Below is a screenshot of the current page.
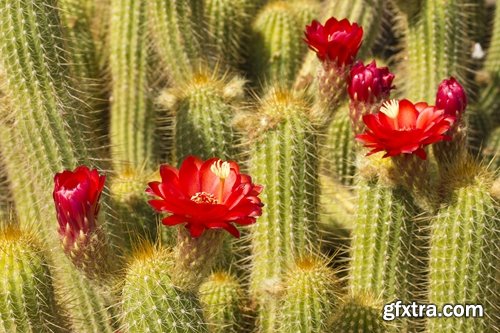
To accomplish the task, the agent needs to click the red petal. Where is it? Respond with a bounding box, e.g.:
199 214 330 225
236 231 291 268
179 156 202 196
162 215 186 226
397 99 419 128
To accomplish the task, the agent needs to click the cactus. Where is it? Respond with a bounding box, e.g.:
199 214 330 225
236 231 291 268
322 104 357 186
397 0 473 102
199 272 244 333
148 0 201 83
251 1 306 87
328 293 389 333
161 71 244 162
242 88 320 331
428 161 499 332
0 0 498 332
110 0 155 172
121 243 208 333
278 256 338 333
348 166 423 331
0 227 70 332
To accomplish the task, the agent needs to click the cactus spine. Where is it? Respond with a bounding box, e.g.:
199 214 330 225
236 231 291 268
0 228 69 332
428 163 499 332
110 0 154 172
199 272 244 333
245 89 320 331
278 257 338 333
121 244 208 333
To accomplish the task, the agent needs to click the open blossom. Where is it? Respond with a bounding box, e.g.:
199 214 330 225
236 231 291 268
356 99 455 159
53 166 106 245
348 60 395 103
435 77 467 120
304 17 363 67
146 156 263 238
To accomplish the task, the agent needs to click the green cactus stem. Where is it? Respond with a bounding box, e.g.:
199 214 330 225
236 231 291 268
110 0 155 172
483 126 500 172
148 0 201 84
242 88 321 331
328 293 389 333
204 0 250 70
251 1 306 87
277 256 338 333
199 272 245 333
348 161 423 330
322 105 357 186
399 0 473 102
58 0 110 155
0 227 70 333
161 71 244 162
428 161 499 332
121 243 208 333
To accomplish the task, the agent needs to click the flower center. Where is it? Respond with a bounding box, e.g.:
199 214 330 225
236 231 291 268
380 99 399 119
191 192 218 204
210 160 231 202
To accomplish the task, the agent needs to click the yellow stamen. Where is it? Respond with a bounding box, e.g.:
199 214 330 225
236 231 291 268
380 99 400 119
211 160 230 202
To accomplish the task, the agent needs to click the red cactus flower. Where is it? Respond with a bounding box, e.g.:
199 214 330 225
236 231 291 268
348 60 395 103
53 166 106 244
356 99 455 159
435 77 467 120
304 17 363 67
146 156 263 238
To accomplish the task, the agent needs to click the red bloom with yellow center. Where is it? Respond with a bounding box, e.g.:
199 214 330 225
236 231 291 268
53 166 105 244
304 17 363 67
356 99 455 159
146 156 263 238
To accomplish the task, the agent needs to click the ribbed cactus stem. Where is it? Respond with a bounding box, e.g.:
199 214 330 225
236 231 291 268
121 244 208 333
148 0 201 83
328 293 388 333
172 228 226 291
322 106 357 186
204 0 249 70
401 0 472 102
251 1 305 87
109 167 161 249
278 256 338 333
199 272 244 333
110 0 154 172
0 0 88 172
349 167 422 329
163 72 244 162
0 228 70 333
245 89 320 331
428 162 499 332
58 0 109 152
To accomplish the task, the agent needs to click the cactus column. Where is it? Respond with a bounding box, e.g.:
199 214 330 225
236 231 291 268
245 88 321 331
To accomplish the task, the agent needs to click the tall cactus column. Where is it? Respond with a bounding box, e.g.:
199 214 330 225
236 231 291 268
397 0 473 102
243 88 321 331
110 0 154 172
428 161 499 333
